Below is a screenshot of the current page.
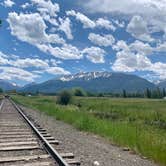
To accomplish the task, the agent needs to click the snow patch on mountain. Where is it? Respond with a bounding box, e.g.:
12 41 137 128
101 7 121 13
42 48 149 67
59 72 113 81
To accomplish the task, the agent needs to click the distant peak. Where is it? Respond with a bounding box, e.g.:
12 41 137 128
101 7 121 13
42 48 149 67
59 71 113 81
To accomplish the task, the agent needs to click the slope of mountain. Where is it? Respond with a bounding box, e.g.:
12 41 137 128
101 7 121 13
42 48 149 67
158 80 166 88
21 72 156 93
0 80 19 91
21 82 36 90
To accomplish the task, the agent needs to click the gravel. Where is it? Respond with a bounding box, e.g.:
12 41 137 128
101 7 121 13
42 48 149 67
21 105 158 166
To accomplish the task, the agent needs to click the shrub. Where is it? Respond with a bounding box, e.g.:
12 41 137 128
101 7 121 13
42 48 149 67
73 88 86 96
0 88 3 93
57 90 72 105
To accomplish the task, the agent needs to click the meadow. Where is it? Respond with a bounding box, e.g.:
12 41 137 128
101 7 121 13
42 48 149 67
12 95 166 165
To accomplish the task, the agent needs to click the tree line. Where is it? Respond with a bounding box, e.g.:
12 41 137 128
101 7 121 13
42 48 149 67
1 87 166 99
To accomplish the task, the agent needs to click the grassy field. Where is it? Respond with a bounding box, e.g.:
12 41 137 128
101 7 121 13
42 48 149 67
12 95 166 165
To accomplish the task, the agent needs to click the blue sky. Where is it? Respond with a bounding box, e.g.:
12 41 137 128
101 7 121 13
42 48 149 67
0 0 166 85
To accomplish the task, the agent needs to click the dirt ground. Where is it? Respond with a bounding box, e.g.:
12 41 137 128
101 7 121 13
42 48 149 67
21 105 158 166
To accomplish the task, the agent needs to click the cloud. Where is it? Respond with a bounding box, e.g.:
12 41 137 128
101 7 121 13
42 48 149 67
4 0 15 7
83 0 166 16
67 10 116 31
83 0 166 38
96 18 116 31
113 40 130 52
10 58 49 69
113 20 125 28
129 40 153 56
50 59 62 66
82 47 106 63
66 10 96 29
112 40 166 79
88 33 115 47
0 51 9 65
31 0 60 17
59 17 73 40
7 12 65 46
113 40 153 56
152 62 166 80
37 44 83 60
46 66 70 75
112 51 152 72
156 42 166 52
0 51 70 81
127 15 153 42
21 2 31 9
0 67 39 82
30 0 60 26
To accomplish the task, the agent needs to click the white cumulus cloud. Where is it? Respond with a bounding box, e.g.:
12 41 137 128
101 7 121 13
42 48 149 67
10 58 49 69
67 10 116 31
82 0 166 38
31 0 60 17
46 66 70 75
127 15 153 42
7 12 65 46
96 18 116 31
112 40 166 79
37 44 83 60
66 10 96 29
0 67 39 82
4 0 15 7
59 17 73 40
82 47 106 63
88 33 115 47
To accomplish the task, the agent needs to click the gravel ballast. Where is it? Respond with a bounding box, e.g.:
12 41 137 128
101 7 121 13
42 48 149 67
21 106 158 166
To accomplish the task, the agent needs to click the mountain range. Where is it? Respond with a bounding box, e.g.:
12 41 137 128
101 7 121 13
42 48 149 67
158 80 166 89
0 80 19 91
20 72 157 93
0 72 165 93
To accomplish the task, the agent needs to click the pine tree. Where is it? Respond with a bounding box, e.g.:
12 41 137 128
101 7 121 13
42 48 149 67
145 88 151 98
0 88 3 93
123 89 127 98
162 88 166 97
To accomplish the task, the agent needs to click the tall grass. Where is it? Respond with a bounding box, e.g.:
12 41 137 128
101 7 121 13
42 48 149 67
13 95 166 165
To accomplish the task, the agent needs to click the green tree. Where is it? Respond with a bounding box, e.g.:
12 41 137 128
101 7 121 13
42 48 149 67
0 88 3 93
73 88 86 96
162 88 166 97
57 90 72 105
97 93 104 97
151 88 162 99
145 88 151 98
0 20 2 26
122 89 127 98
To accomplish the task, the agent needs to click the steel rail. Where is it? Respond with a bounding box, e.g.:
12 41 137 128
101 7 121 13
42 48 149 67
0 98 4 111
9 98 70 166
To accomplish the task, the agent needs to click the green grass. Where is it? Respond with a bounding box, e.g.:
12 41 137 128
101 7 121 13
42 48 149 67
12 95 166 165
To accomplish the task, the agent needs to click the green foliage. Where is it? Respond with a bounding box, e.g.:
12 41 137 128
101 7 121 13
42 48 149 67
145 88 151 98
13 95 166 165
57 90 72 105
163 88 166 97
0 88 3 93
0 19 2 26
97 93 104 97
72 87 86 96
122 89 127 98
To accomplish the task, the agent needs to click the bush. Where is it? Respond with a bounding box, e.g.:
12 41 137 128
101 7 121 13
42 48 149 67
0 88 3 93
73 88 86 96
57 90 72 105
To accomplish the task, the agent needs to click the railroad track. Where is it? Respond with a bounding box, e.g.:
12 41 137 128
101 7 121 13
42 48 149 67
0 98 80 166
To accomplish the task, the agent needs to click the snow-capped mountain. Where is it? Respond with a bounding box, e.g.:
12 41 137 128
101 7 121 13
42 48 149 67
59 72 113 81
20 72 156 93
0 80 19 91
158 80 166 88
